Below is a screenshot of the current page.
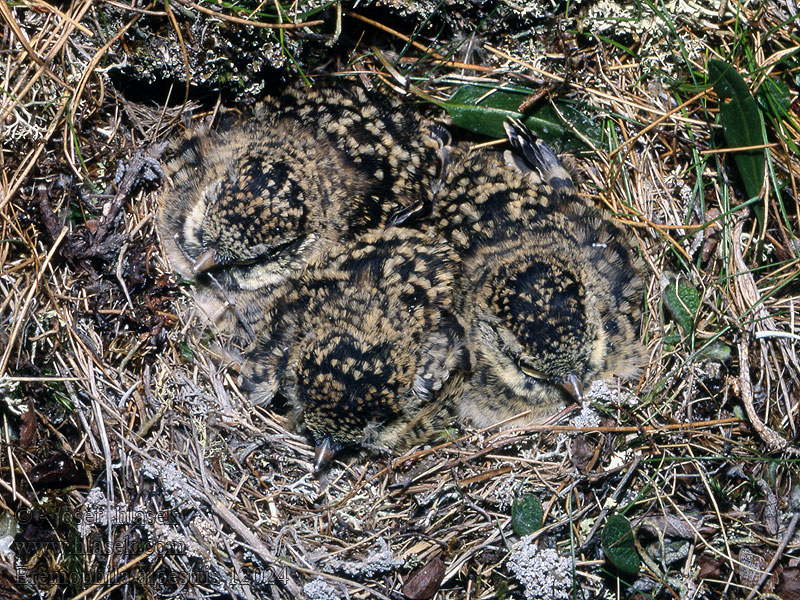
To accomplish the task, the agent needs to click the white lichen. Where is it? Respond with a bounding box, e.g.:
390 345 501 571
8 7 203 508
571 399 602 429
0 511 18 562
303 578 342 600
0 376 24 416
578 0 754 77
581 0 752 37
490 473 526 511
140 460 197 507
499 0 561 19
324 538 403 578
507 537 573 600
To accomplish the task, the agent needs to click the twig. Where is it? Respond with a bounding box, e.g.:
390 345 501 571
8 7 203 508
608 89 710 160
449 466 492 524
737 337 790 452
69 547 157 600
102 143 167 237
346 10 494 72
212 500 304 597
744 512 800 600
579 455 642 552
1 97 70 211
731 218 797 454
0 1 72 88
91 392 116 574
0 227 67 375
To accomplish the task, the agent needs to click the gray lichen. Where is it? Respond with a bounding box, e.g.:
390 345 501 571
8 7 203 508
323 537 403 578
578 0 754 37
572 390 603 429
303 578 342 600
507 537 574 600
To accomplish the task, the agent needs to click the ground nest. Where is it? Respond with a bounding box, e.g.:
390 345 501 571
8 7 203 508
1 1 799 599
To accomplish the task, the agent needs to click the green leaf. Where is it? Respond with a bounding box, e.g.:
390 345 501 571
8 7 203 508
662 332 681 351
602 514 640 574
700 341 732 362
757 77 791 120
492 572 510 600
663 277 700 335
440 85 518 138
436 85 602 151
707 60 766 211
511 495 543 536
178 342 195 363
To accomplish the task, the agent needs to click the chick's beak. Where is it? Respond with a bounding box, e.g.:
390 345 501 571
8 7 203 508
558 373 584 401
313 436 338 473
192 248 218 273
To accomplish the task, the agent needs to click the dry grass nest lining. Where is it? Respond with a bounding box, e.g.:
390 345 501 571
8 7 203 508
1 1 799 598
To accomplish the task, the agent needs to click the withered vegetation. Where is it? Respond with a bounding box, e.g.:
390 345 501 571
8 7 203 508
0 1 798 598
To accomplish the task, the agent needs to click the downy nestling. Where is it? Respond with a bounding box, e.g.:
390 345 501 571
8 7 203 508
432 120 645 427
158 83 451 340
244 227 468 471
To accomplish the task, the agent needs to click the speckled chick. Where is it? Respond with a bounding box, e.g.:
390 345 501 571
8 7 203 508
157 83 450 338
434 121 645 428
244 227 467 471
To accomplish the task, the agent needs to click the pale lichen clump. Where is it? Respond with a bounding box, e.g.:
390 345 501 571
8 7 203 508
304 578 342 600
507 537 574 600
580 0 753 36
0 377 24 415
0 512 18 562
323 538 403 578
571 397 602 429
573 0 756 80
495 0 562 19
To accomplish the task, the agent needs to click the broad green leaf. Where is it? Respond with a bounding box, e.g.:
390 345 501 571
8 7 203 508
700 341 732 362
602 514 640 574
492 573 510 600
437 85 602 151
708 59 751 100
662 332 681 350
440 85 518 138
663 277 700 335
511 495 543 536
707 60 766 214
663 279 730 360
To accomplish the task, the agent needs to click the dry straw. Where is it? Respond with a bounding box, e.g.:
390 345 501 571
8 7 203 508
0 1 798 598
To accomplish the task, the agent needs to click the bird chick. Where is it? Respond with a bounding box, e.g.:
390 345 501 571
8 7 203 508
244 228 467 472
158 115 363 339
459 207 644 428
157 83 450 339
427 143 561 257
434 121 645 428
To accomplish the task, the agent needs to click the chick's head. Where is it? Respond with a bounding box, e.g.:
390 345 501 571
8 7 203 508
479 248 604 404
194 151 311 272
